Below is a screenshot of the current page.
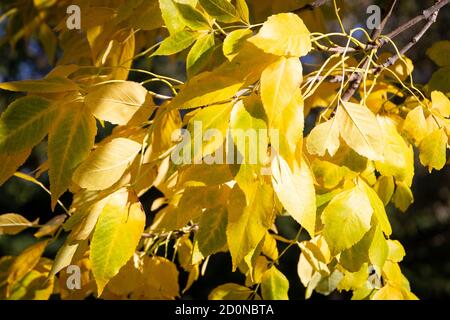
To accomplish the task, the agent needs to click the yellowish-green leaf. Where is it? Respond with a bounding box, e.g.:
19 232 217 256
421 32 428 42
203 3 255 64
174 1 211 30
73 138 142 190
0 213 35 235
375 116 414 186
85 81 149 125
357 178 392 236
188 102 232 162
152 30 199 56
226 183 273 269
199 0 240 23
6 240 48 295
0 149 31 186
187 33 215 77
271 155 316 238
261 266 289 300
337 102 384 161
222 28 252 61
0 77 78 93
248 13 311 57
322 186 373 255
49 103 97 208
427 40 450 67
419 128 447 172
197 206 228 256
90 189 146 295
260 56 303 126
235 0 249 24
0 96 56 153
158 0 196 34
208 283 253 300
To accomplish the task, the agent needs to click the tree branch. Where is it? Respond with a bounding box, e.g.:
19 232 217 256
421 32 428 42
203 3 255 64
293 0 332 14
141 224 199 239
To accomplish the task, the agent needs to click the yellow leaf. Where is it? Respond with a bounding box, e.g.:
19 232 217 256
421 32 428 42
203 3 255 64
271 156 316 238
226 183 273 269
387 240 406 263
249 13 311 57
209 283 253 300
419 128 447 172
0 77 78 93
393 181 414 212
48 102 97 208
431 90 450 118
85 81 150 125
34 214 66 238
321 186 373 255
73 138 142 190
6 240 48 296
222 29 252 61
261 266 289 300
375 116 414 186
0 149 31 186
306 117 341 157
402 106 428 145
197 206 228 256
0 213 36 235
141 256 179 299
337 102 384 161
260 56 303 126
0 96 56 153
90 189 146 295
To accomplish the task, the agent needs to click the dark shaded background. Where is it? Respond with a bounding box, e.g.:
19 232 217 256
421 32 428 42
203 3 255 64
0 0 449 299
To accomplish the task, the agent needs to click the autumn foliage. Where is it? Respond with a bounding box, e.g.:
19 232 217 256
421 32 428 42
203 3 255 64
0 0 449 300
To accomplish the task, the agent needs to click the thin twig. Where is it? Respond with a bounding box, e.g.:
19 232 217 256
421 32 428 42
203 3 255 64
142 224 199 239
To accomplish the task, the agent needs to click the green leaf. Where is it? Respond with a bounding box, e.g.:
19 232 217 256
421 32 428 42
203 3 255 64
174 1 211 30
197 206 228 256
85 81 150 125
248 13 311 57
0 213 35 235
419 128 447 172
90 189 146 295
0 96 56 153
48 102 97 209
73 138 142 190
261 266 289 300
271 156 316 238
152 30 199 56
322 186 373 255
187 33 216 77
198 0 240 23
